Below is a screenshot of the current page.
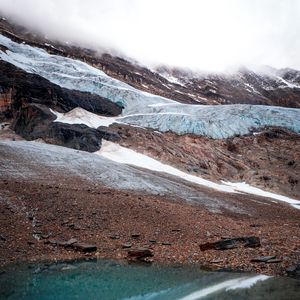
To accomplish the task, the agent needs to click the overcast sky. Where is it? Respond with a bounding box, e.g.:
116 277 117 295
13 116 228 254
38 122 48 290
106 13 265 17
0 0 299 72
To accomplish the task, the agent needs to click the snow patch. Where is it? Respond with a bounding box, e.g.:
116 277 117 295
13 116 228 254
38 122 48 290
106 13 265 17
276 76 300 89
223 182 300 209
159 72 186 86
97 141 300 208
51 108 117 128
97 140 237 193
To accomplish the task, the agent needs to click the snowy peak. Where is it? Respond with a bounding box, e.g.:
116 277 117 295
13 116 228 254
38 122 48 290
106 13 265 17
155 65 300 107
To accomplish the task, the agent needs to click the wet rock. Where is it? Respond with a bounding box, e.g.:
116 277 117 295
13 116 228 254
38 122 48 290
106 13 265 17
64 238 78 247
72 242 97 253
286 264 300 279
131 233 141 239
266 258 282 263
162 242 172 246
251 256 276 263
47 122 105 152
128 247 153 259
200 236 260 251
287 160 295 166
27 213 34 221
46 238 77 247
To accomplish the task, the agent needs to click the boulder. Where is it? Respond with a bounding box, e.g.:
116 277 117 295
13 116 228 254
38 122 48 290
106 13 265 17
128 247 153 259
72 242 97 253
251 256 276 263
200 236 260 251
286 264 300 279
122 243 132 249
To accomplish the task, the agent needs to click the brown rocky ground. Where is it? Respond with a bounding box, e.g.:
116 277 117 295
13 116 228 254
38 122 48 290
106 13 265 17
1 176 300 277
110 124 300 198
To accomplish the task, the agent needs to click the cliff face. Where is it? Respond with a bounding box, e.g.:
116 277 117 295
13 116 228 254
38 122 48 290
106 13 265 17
0 60 122 119
0 87 12 119
0 60 122 151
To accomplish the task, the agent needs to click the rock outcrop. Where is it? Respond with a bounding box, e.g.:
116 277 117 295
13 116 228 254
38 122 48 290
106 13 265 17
0 60 122 122
0 60 122 151
11 103 119 152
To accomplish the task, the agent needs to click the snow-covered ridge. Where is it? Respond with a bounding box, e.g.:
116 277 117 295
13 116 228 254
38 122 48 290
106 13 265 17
1 34 300 139
98 141 300 209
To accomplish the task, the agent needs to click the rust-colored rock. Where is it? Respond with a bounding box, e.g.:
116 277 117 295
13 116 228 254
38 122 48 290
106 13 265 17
72 243 97 253
127 248 153 259
200 236 260 251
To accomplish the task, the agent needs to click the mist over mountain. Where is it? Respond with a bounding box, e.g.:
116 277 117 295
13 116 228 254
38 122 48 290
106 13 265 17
0 0 300 72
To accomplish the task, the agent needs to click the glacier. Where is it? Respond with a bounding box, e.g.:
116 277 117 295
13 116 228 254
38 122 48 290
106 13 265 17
0 34 300 139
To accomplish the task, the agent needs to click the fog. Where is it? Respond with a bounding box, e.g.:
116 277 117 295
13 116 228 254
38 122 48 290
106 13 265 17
0 0 299 72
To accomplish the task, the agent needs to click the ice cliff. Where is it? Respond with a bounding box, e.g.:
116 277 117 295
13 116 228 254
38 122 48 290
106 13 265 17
1 34 299 139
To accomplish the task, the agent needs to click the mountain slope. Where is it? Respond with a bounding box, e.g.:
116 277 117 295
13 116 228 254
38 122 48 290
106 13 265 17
1 33 299 140
0 17 300 108
1 16 300 277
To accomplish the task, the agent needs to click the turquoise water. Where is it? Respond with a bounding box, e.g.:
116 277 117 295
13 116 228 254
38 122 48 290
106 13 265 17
0 260 300 300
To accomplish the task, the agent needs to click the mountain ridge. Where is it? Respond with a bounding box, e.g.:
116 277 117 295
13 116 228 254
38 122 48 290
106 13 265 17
0 16 299 108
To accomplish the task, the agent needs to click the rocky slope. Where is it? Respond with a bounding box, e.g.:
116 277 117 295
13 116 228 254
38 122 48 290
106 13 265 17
1 140 300 277
0 15 300 277
110 124 300 199
156 65 300 107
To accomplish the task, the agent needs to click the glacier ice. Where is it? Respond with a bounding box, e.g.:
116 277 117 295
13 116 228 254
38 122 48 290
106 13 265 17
0 140 245 213
0 33 300 139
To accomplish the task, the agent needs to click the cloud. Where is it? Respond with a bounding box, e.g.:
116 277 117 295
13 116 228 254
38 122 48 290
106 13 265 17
0 0 299 71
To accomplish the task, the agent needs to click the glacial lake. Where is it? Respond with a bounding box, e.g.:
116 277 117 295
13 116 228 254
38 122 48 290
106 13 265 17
0 260 300 300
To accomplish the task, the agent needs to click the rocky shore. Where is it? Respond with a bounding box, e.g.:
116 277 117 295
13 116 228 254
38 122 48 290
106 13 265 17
1 177 300 278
